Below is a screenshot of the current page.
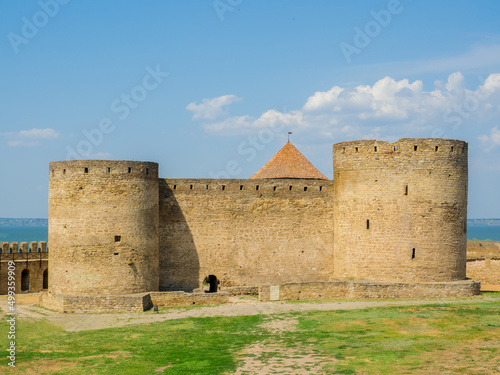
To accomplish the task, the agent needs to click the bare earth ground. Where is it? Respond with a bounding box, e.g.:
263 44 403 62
1 295 500 332
2 294 499 374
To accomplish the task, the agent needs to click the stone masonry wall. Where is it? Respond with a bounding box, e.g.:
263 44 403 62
159 178 334 291
467 240 500 285
0 241 48 294
49 160 159 296
259 279 480 301
333 139 468 282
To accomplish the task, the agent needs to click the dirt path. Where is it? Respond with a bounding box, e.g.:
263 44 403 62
1 294 499 332
231 316 331 375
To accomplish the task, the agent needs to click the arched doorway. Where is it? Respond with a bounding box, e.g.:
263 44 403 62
43 269 48 289
208 275 218 293
21 269 30 292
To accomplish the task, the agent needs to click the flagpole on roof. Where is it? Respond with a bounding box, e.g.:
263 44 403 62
288 131 292 143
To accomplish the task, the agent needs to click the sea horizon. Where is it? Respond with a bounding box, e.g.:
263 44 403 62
1 217 500 243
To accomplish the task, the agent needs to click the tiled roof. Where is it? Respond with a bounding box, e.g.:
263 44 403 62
250 142 328 180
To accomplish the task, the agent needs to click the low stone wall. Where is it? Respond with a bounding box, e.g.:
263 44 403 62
259 279 481 302
467 259 500 287
466 241 500 287
221 286 258 296
40 292 152 313
150 291 229 306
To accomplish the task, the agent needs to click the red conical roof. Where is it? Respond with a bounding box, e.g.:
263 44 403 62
250 142 328 180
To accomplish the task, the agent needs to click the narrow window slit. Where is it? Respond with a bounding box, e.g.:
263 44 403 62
412 248 416 259
414 145 418 151
404 184 408 196
256 185 259 191
304 187 308 191
222 185 225 191
128 167 132 173
84 167 88 174
190 184 193 190
240 185 243 190
435 146 439 152
374 146 378 152
366 219 370 229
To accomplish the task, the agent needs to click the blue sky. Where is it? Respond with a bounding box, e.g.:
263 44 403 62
1 0 500 218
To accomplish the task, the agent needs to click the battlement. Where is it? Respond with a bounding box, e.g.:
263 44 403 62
0 241 47 254
49 160 159 180
160 178 332 198
333 138 468 170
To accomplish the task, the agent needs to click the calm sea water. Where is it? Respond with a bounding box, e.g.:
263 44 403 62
467 225 500 241
0 226 48 243
0 223 499 243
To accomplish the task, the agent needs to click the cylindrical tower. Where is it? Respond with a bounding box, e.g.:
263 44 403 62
49 160 159 295
333 138 467 282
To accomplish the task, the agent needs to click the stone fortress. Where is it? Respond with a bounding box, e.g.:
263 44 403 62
4 138 497 312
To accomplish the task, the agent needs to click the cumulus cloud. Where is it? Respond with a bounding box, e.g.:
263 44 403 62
186 94 242 120
3 127 60 147
204 110 304 134
479 126 500 150
191 73 500 141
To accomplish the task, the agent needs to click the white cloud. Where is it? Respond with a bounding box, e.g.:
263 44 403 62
186 94 241 120
479 127 500 150
3 127 60 147
7 140 39 147
197 73 500 141
204 110 304 134
18 128 59 139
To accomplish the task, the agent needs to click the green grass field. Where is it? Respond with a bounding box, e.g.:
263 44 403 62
1 295 499 374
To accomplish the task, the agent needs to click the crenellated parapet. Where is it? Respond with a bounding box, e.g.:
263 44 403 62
0 241 48 294
0 241 48 254
333 138 467 170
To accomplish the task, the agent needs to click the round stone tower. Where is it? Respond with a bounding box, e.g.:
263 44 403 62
333 138 468 282
48 160 159 295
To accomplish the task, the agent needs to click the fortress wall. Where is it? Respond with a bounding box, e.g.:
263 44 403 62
466 240 500 285
333 139 468 282
0 241 48 294
159 178 334 291
259 279 480 301
48 160 159 296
